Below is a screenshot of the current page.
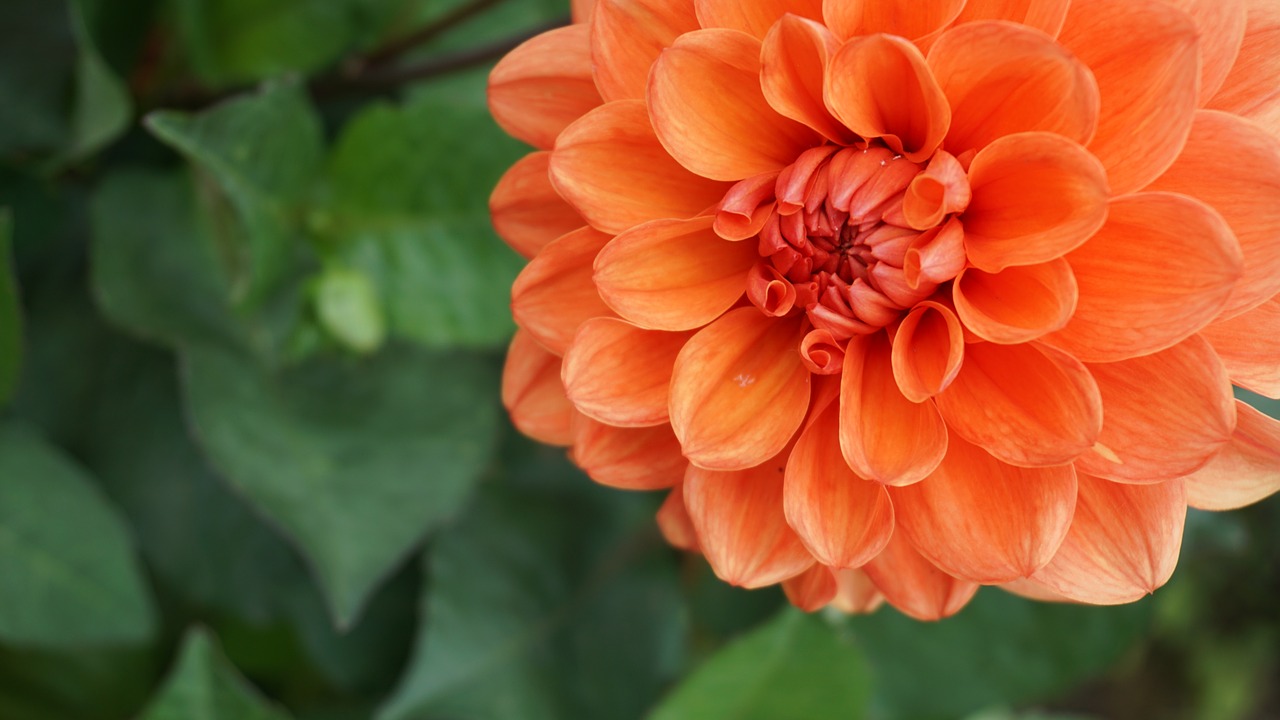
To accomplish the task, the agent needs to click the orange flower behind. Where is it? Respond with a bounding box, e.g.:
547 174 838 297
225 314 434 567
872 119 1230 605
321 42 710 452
490 0 1280 620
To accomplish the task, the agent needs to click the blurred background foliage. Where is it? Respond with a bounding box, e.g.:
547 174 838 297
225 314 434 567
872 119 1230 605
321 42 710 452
0 0 1276 718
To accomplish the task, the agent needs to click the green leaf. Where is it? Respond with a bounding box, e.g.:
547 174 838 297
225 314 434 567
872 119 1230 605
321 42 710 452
322 74 526 350
170 0 399 86
82 338 307 622
0 210 20 407
847 589 1152 720
0 422 156 647
180 342 500 626
377 462 685 720
650 609 872 720
146 82 323 310
137 628 293 720
0 0 76 158
0 643 159 720
91 169 244 350
50 0 132 167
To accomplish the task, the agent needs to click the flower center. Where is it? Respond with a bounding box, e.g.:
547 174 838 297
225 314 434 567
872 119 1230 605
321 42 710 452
741 143 968 341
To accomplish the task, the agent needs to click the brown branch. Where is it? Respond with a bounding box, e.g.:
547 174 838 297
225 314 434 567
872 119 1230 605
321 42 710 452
343 0 510 75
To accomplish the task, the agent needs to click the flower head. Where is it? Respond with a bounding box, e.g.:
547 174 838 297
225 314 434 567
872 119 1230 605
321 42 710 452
491 0 1280 619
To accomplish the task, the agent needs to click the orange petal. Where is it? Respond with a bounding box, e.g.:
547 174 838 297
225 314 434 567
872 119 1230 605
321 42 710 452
489 24 602 149
696 0 825 38
800 328 846 375
783 564 839 612
784 402 895 569
891 301 964 401
593 217 756 331
892 432 1078 583
831 568 885 614
1031 474 1186 604
1182 400 1280 510
902 150 970 230
999 577 1075 603
1077 336 1235 483
1200 296 1280 397
824 34 950 163
953 259 1078 344
1161 0 1248 103
1207 0 1280 137
1058 0 1199 194
590 0 700 102
936 341 1103 467
949 0 1071 37
840 331 948 485
502 329 576 446
862 531 979 621
823 0 966 41
1147 110 1280 319
715 173 779 241
903 217 965 288
927 21 1100 155
490 152 584 259
961 132 1109 273
561 317 688 426
657 484 700 551
511 227 615 354
760 15 854 143
684 454 816 588
573 0 597 23
1048 192 1244 363
670 310 811 470
550 100 730 235
649 29 821 181
572 417 687 490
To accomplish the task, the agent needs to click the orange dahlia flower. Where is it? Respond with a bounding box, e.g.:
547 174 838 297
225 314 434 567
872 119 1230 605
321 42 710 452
491 0 1280 620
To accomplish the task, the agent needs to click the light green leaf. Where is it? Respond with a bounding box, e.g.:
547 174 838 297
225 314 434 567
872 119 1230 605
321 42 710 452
322 73 527 350
0 210 20 406
649 609 872 720
0 422 156 647
181 342 500 626
847 589 1151 720
314 266 386 354
137 628 293 720
146 82 323 309
378 463 685 720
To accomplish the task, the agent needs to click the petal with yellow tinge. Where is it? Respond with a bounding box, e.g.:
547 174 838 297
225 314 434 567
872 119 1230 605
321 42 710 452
1200 296 1280 398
